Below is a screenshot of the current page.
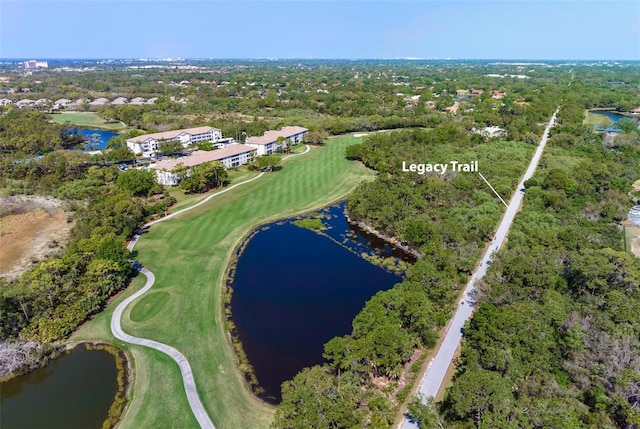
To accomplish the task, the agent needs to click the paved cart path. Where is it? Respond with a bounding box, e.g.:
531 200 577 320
112 146 310 428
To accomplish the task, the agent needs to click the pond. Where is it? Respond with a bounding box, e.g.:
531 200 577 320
229 201 408 403
1 344 119 429
68 128 119 150
591 110 639 132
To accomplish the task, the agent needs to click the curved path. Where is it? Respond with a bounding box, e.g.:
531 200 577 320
114 146 311 428
400 110 559 428
111 269 215 429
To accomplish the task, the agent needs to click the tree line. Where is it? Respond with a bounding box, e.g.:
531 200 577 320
432 93 640 428
0 110 176 378
273 121 542 427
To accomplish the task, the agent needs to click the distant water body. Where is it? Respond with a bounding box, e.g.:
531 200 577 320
591 110 639 132
70 128 119 150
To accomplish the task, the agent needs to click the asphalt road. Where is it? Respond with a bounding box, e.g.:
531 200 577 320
400 109 559 428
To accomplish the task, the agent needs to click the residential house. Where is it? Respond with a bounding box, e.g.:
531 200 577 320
445 101 460 113
111 97 128 105
67 98 87 108
126 126 223 157
130 97 146 105
474 126 507 139
89 97 110 106
151 144 257 185
245 126 308 156
15 99 35 108
54 99 72 108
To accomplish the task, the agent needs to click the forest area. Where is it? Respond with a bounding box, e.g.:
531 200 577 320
432 91 640 428
272 71 640 427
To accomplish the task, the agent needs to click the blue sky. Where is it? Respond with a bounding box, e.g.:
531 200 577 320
1 1 638 60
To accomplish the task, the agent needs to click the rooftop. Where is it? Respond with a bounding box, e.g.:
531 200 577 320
128 126 220 143
245 126 308 145
151 144 256 171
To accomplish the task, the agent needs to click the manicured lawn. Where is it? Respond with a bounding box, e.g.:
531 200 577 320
130 292 171 323
72 135 374 429
49 112 127 130
166 167 260 214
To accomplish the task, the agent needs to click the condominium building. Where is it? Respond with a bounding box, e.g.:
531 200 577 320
24 60 48 69
245 126 308 156
126 126 223 157
150 144 257 185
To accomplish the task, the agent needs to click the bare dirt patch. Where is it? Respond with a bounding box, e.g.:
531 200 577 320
624 222 640 259
0 196 73 279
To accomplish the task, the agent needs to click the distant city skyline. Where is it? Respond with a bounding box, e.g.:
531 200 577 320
1 1 639 60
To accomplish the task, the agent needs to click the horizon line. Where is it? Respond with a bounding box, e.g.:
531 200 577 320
2 57 639 62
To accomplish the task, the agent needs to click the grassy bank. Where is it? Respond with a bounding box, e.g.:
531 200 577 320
49 112 126 130
72 135 374 428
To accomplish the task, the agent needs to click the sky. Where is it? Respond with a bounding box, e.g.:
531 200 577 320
1 0 639 60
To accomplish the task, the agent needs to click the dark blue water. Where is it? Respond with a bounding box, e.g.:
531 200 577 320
230 202 403 403
0 344 118 429
591 110 639 132
69 128 119 150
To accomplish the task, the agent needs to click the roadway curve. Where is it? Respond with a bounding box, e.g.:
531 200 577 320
400 110 559 428
113 146 310 428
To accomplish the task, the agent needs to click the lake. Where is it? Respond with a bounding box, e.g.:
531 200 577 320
69 128 119 150
591 110 639 132
229 202 405 403
0 344 119 429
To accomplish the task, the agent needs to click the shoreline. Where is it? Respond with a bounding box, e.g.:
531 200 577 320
222 199 418 405
343 209 424 260
589 108 638 118
221 197 360 406
1 341 130 429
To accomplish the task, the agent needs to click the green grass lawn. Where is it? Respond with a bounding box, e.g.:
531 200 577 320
71 135 374 429
49 112 127 130
166 167 260 214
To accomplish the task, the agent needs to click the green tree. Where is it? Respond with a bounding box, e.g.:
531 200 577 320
617 118 638 134
407 396 442 429
158 140 183 155
303 130 329 145
105 146 135 162
195 141 216 151
443 368 514 424
180 161 227 193
254 155 281 171
115 168 157 197
272 366 363 429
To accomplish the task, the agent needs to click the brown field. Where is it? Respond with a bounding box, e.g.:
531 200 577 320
0 196 73 279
